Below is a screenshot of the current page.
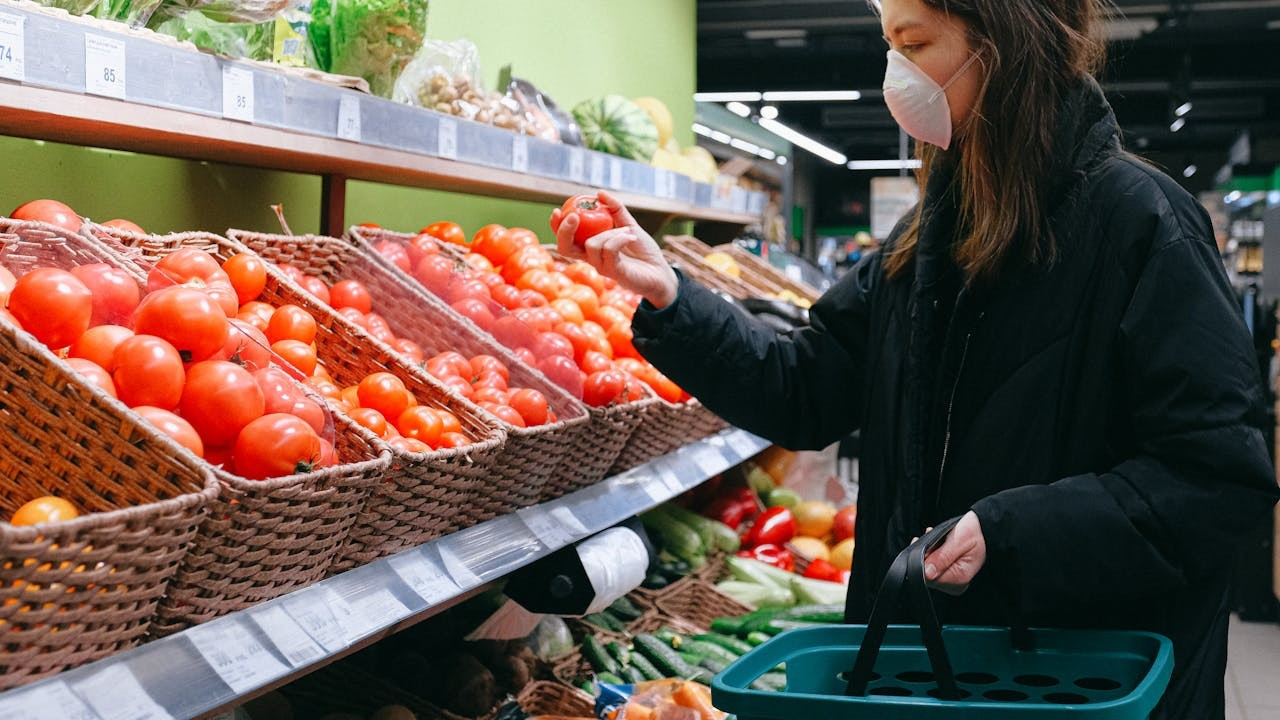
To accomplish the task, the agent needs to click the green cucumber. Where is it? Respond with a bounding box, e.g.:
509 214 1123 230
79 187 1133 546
629 651 663 681
585 612 626 632
609 596 644 621
663 505 741 553
634 634 711 683
597 671 626 685
745 632 772 646
692 634 753 655
680 640 739 664
583 635 621 675
710 616 745 635
697 657 728 675
778 604 844 623
655 628 683 648
680 651 701 665
763 619 823 635
578 680 597 694
642 510 706 568
623 665 647 684
606 641 631 668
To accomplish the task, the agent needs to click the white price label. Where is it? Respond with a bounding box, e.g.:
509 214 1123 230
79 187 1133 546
727 431 759 458
336 588 408 642
589 155 605 187
84 34 126 99
437 118 458 160
609 159 623 190
658 466 685 495
283 590 348 653
655 169 677 199
337 94 361 141
693 446 724 476
189 619 289 693
221 66 254 122
568 148 586 183
0 13 25 82
71 665 170 720
438 541 483 588
0 681 97 720
251 604 325 668
511 135 529 173
643 475 670 503
518 505 584 548
733 191 749 214
389 550 459 605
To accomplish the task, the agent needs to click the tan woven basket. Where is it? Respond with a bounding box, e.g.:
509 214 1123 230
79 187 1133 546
611 398 728 475
714 243 822 303
0 220 221 688
518 680 596 717
628 611 706 637
85 227 394 632
655 579 755 631
663 247 753 300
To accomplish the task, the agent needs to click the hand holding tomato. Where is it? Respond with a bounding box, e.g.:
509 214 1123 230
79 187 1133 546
550 195 613 246
551 191 678 309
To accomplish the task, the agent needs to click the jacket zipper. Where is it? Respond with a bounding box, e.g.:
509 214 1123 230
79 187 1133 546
936 323 976 507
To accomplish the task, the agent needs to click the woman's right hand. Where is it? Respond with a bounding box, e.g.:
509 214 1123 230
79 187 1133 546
552 191 680 309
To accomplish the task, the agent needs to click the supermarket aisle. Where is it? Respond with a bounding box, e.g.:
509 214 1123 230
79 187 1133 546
1227 615 1280 720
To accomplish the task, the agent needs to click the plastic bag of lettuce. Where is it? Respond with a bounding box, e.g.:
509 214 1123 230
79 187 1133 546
322 0 428 97
149 8 274 61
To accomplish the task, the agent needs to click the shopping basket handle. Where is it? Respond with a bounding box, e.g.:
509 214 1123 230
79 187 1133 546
843 516 963 699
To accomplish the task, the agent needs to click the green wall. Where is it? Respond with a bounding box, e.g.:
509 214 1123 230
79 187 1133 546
0 0 696 238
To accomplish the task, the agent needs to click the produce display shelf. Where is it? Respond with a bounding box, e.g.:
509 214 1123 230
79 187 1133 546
0 2 766 235
0 428 768 720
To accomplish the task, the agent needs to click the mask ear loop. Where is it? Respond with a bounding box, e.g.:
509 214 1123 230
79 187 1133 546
928 51 983 104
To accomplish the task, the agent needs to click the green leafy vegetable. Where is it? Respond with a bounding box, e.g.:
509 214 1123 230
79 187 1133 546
329 0 428 97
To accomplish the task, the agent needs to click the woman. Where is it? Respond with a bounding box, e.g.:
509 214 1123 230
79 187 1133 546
554 0 1277 716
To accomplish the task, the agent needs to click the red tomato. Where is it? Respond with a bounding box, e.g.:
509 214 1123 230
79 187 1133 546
388 436 431 454
181 360 266 447
329 280 372 314
271 339 317 377
472 387 509 405
583 369 629 407
68 264 141 326
358 372 410 420
347 406 389 438
564 261 607 295
490 283 523 310
472 370 508 392
429 351 472 378
413 254 455 297
69 324 133 372
490 315 540 354
549 298 585 325
206 285 239 318
551 195 613 246
537 354 584 400
113 334 185 408
134 286 228 362
376 241 412 272
217 319 272 369
287 396 326 434
317 437 339 467
554 322 594 364
441 375 474 399
10 199 81 233
364 313 395 343
538 331 575 360
465 254 496 276
356 222 382 230
480 402 526 428
65 357 117 398
594 305 630 332
501 247 553 285
391 338 424 365
222 254 267 305
561 284 601 322
470 224 509 262
204 445 234 468
306 378 343 403
267 305 318 345
237 301 275 331
508 388 549 426
580 350 613 375
148 248 230 293
406 235 441 266
134 405 203 458
437 432 471 448
396 406 443 447
451 298 496 331
422 222 467 247
515 269 558 301
514 347 537 366
276 263 306 284
469 355 509 383
0 265 14 307
299 276 331 305
446 277 492 305
517 289 549 308
8 268 93 349
607 323 641 360
624 374 648 403
648 371 684 403
254 367 301 413
102 218 145 234
233 413 322 479
436 410 462 436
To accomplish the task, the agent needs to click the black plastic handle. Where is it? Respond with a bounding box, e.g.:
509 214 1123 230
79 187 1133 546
844 516 963 699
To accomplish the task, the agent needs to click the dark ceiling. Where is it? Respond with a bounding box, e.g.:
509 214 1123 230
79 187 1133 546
697 0 1280 192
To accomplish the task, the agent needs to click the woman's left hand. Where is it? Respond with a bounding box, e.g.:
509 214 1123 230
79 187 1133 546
923 511 987 595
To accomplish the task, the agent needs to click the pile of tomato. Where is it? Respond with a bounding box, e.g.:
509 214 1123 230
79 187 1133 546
367 222 690 409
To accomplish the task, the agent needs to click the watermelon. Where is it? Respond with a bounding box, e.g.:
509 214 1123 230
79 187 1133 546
572 96 660 162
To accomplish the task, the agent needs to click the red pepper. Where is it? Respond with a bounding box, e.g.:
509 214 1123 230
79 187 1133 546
744 506 796 547
703 497 749 530
737 543 795 572
802 558 844 583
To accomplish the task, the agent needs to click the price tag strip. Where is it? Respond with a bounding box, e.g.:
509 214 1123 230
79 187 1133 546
643 472 672 503
568 148 586 183
221 66 254 122
84 33 126 99
511 135 529 173
251 604 325 668
609 159 623 190
282 589 348 653
71 664 171 720
0 12 25 82
437 540 483 589
389 549 460 605
518 505 588 549
188 619 290 694
692 445 725 476
658 466 685 495
437 118 458 160
336 94 361 141
334 588 409 643
727 431 760 458
0 681 97 720
589 155 605 187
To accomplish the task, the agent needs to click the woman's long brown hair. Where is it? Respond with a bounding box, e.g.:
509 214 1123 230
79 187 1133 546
882 0 1109 283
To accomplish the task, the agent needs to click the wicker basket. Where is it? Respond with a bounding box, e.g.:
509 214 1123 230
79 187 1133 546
662 247 753 300
713 243 822 303
611 398 727 475
655 579 754 632
0 220 222 688
518 680 596 717
628 611 706 637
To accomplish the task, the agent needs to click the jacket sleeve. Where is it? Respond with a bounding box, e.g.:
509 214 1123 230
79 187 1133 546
972 229 1279 615
630 251 880 450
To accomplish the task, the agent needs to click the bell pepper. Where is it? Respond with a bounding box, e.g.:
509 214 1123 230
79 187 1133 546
737 543 795 572
802 558 844 583
744 506 796 548
703 496 749 530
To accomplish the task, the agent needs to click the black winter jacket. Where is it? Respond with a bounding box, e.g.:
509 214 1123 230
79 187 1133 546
631 78 1278 719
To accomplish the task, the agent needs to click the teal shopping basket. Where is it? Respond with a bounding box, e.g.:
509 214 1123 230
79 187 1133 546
711 517 1174 719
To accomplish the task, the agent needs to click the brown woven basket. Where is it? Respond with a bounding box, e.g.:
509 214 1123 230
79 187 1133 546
84 227 394 632
518 680 596 716
714 243 822 303
0 220 221 688
662 247 753 300
627 611 706 637
655 579 755 631
611 398 727 475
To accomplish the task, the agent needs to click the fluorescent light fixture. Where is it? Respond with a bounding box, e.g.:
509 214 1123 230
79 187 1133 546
846 159 923 170
1169 117 1186 132
1225 191 1242 203
694 122 781 161
693 92 762 103
711 130 732 143
760 105 779 119
1183 164 1197 178
761 90 862 102
777 156 789 166
729 137 761 154
692 123 711 136
744 29 807 40
758 148 776 160
726 101 752 118
1175 102 1192 117
759 117 846 165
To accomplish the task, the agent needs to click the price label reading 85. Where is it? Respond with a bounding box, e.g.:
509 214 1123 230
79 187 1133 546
84 34 126 99
221 66 255 123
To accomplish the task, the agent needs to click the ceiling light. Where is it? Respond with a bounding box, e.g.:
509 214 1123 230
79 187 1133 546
744 29 807 40
692 123 711 136
693 92 763 103
1183 165 1197 178
757 148 776 160
761 90 862 102
1175 102 1192 117
758 117 847 165
729 137 761 154
1169 117 1186 132
846 159 923 170
726 102 752 118
1225 191 1242 203
760 105 779 120
777 156 788 165
711 130 732 143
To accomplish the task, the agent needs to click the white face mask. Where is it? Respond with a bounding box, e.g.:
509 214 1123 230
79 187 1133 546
882 49 981 150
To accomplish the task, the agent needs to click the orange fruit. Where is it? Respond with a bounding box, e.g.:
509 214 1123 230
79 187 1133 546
793 500 836 538
11 497 78 525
